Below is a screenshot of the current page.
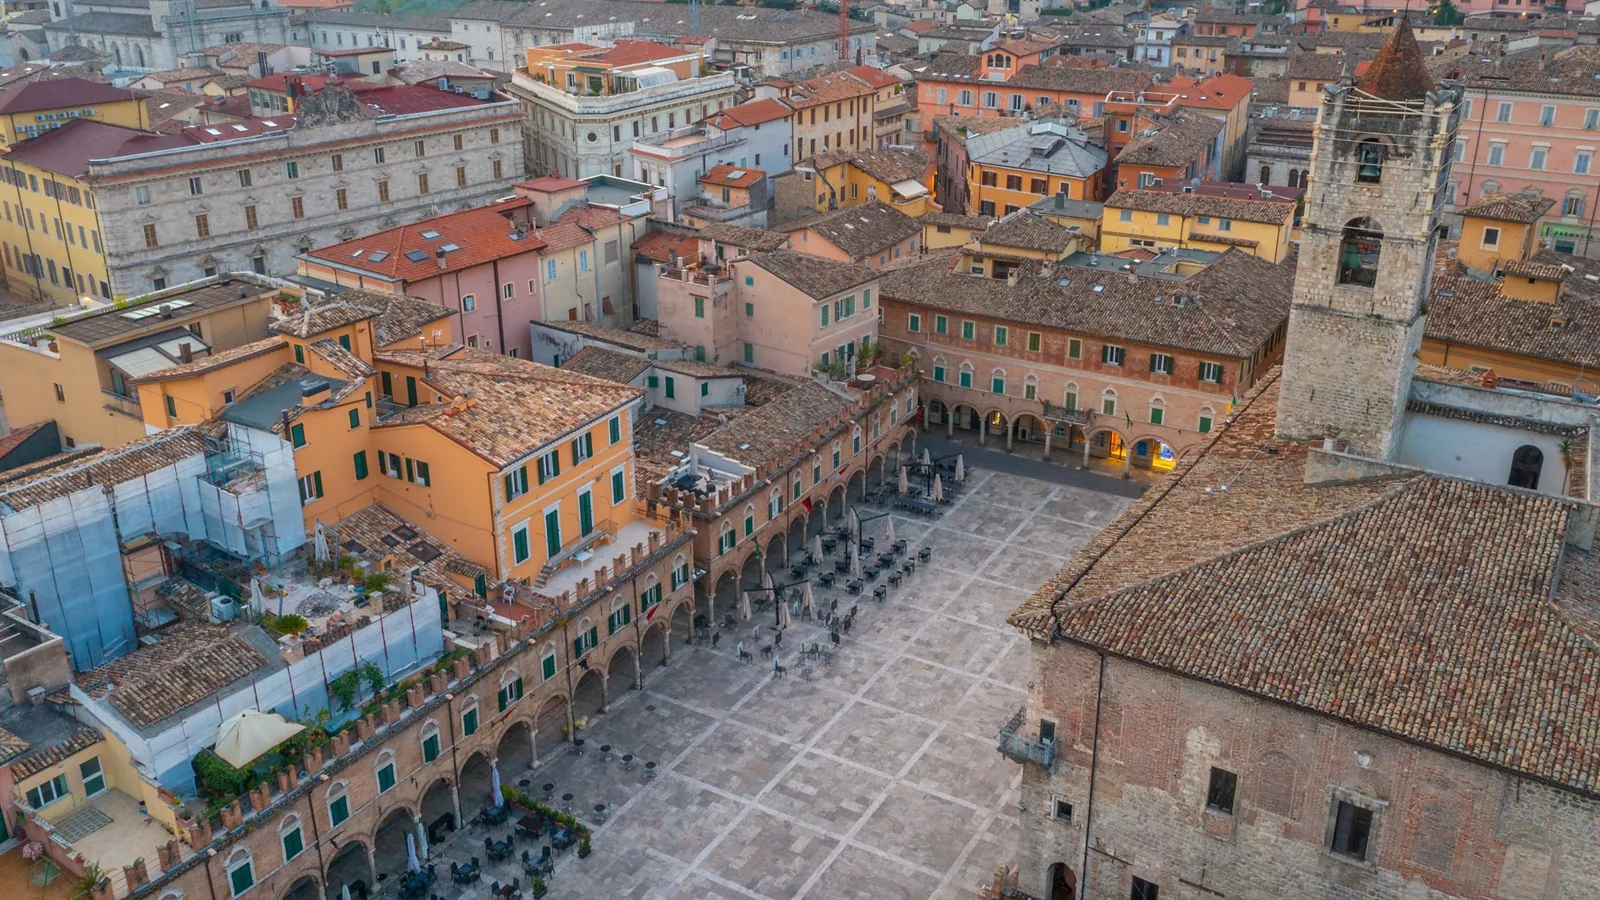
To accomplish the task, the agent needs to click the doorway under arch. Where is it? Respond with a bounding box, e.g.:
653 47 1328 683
1046 862 1076 900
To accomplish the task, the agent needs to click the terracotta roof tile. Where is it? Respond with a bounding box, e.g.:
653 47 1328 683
1459 191 1556 224
559 346 650 384
703 97 793 129
0 426 215 511
302 198 543 283
1354 17 1435 101
631 230 699 264
783 200 919 260
698 163 765 189
132 336 287 383
1426 252 1600 369
9 724 101 778
76 621 269 729
1014 371 1600 797
1106 187 1296 225
743 250 876 300
269 290 454 346
332 502 481 589
1116 111 1224 169
694 222 789 251
978 211 1080 254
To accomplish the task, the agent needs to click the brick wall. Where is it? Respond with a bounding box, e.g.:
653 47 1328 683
1014 640 1600 900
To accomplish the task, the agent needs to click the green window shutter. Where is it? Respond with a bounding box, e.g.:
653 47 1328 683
353 451 368 480
329 795 349 825
666 377 675 399
933 365 945 382
542 653 556 680
503 473 514 501
1198 416 1212 434
230 862 254 896
294 344 305 364
574 636 584 657
381 371 392 396
647 375 658 388
290 423 306 447
992 378 1004 394
312 471 322 498
349 408 360 428
1068 339 1081 359
282 826 304 861
405 458 414 483
474 574 487 598
694 296 704 317
377 764 396 792
608 417 620 444
417 461 430 486
365 391 372 409
339 334 351 351
513 528 530 564
744 343 753 363
995 326 1007 346
165 395 176 418
701 382 709 397
611 470 625 504
587 626 598 648
462 708 478 736
744 514 753 536
422 734 439 763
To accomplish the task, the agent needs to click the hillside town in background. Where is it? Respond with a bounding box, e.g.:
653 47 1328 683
0 0 1591 898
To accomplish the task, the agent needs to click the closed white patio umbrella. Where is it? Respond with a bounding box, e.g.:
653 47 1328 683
801 581 814 616
778 599 792 630
932 474 945 504
885 516 895 545
921 447 931 467
491 759 504 808
739 591 752 621
898 466 909 495
406 832 420 873
955 455 966 483
313 521 330 564
810 534 823 561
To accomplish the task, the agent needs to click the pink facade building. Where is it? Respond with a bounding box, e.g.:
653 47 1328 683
1444 53 1600 258
295 198 549 357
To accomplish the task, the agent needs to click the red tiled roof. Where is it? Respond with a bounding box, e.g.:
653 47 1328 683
247 72 334 92
705 97 793 129
533 221 592 253
345 82 489 115
182 115 294 142
848 65 900 89
303 197 543 283
785 71 875 108
632 230 699 264
906 20 935 34
1355 17 1435 101
566 40 688 67
1160 72 1255 110
0 77 142 114
0 119 193 178
554 204 628 229
698 163 764 188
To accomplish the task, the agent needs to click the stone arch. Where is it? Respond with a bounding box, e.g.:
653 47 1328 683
1509 444 1544 490
1127 434 1177 472
766 529 786 569
1013 412 1046 444
1022 372 1040 401
1352 136 1387 183
711 567 738 626
497 718 534 782
739 547 764 590
534 693 568 751
609 641 639 692
457 751 494 818
981 407 1009 437
282 874 320 900
573 667 606 722
640 619 668 671
846 467 866 503
1084 425 1128 463
418 777 455 845
670 599 693 648
786 508 808 561
323 838 371 900
1338 217 1383 287
372 803 419 882
950 402 980 432
826 484 846 523
1045 862 1076 900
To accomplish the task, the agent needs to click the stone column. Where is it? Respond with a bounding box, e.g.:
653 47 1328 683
365 844 378 888
632 648 642 690
663 622 674 665
946 414 953 437
564 697 575 740
1006 423 1014 451
1043 430 1052 460
598 674 610 714
1122 448 1132 478
1081 429 1091 467
979 418 987 446
450 782 462 827
528 724 538 768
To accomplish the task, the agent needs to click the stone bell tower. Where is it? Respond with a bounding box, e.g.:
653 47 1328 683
1276 19 1460 460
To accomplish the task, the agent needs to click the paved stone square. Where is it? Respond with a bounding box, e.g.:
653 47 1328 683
422 464 1134 900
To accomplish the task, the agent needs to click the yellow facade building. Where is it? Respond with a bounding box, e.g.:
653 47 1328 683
135 290 654 592
0 276 284 450
1453 192 1555 274
785 147 936 220
1100 186 1298 263
0 77 150 149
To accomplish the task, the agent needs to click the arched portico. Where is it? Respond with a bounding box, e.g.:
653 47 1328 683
846 469 866 503
283 874 320 900
418 777 456 846
711 569 738 625
1128 434 1178 474
572 667 606 722
457 752 494 819
670 602 693 649
610 642 640 692
497 719 534 780
323 839 372 900
640 620 668 671
534 694 568 753
372 805 419 882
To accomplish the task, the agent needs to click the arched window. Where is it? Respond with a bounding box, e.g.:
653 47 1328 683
1149 396 1166 426
279 814 304 862
851 427 862 455
831 440 842 468
540 643 557 680
135 45 145 68
326 780 350 827
1259 165 1270 185
717 520 735 554
768 488 781 519
1063 382 1079 413
958 361 973 388
1480 180 1499 197
811 454 822 485
1198 405 1216 434
1338 217 1383 287
990 367 1006 395
497 667 524 710
671 553 690 590
607 592 631 633
1023 374 1039 401
1508 445 1543 489
374 749 397 793
420 721 441 762
225 848 255 897
1354 139 1385 183
743 503 756 537
640 572 663 614
460 694 480 736
1100 388 1118 417
574 617 597 656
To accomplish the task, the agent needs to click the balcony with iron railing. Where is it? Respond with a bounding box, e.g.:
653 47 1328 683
997 706 1057 769
657 262 733 289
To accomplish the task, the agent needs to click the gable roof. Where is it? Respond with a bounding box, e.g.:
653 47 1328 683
1011 371 1600 799
1116 112 1223 169
1106 187 1296 225
1459 191 1556 224
743 250 876 300
269 290 454 345
784 200 920 259
0 119 194 178
0 76 139 114
704 97 792 129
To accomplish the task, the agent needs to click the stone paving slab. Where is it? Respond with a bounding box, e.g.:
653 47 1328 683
414 462 1134 899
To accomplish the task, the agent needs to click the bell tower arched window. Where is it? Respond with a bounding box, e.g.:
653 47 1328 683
1355 139 1386 183
1338 218 1383 287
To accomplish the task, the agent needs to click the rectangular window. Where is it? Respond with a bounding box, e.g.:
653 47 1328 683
1149 406 1163 425
820 305 829 327
961 320 975 341
1488 142 1505 166
377 761 396 792
571 432 593 465
694 296 705 318
1068 338 1082 359
991 376 1005 395
1119 209 1133 222
1540 104 1555 126
908 313 921 333
933 365 945 383
1101 345 1124 366
1497 101 1513 123
1330 801 1373 861
292 196 305 219
421 733 440 763
1027 331 1041 352
611 468 626 504
238 169 253 187
512 523 531 564
461 706 478 736
1587 109 1600 130
165 395 178 419
1198 414 1212 433
143 223 158 248
665 376 676 399
26 774 69 808
542 652 557 680
497 677 524 711
1131 877 1159 900
1482 226 1501 248
1150 353 1173 375
245 205 258 230
378 181 390 203
1530 147 1547 171
535 449 561 484
418 173 429 194
189 176 203 195
1206 767 1237 813
608 416 621 444
290 423 307 448
79 757 105 797
328 794 349 826
958 369 972 388
331 153 343 172
336 188 348 211
1101 396 1116 416
286 160 300 179
353 451 368 480
195 214 210 238
1577 152 1592 176
503 465 529 500
1198 361 1224 383
230 859 255 897
282 824 305 861
935 315 947 335
994 325 1008 347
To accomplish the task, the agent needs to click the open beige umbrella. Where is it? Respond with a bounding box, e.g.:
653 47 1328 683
214 709 304 768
